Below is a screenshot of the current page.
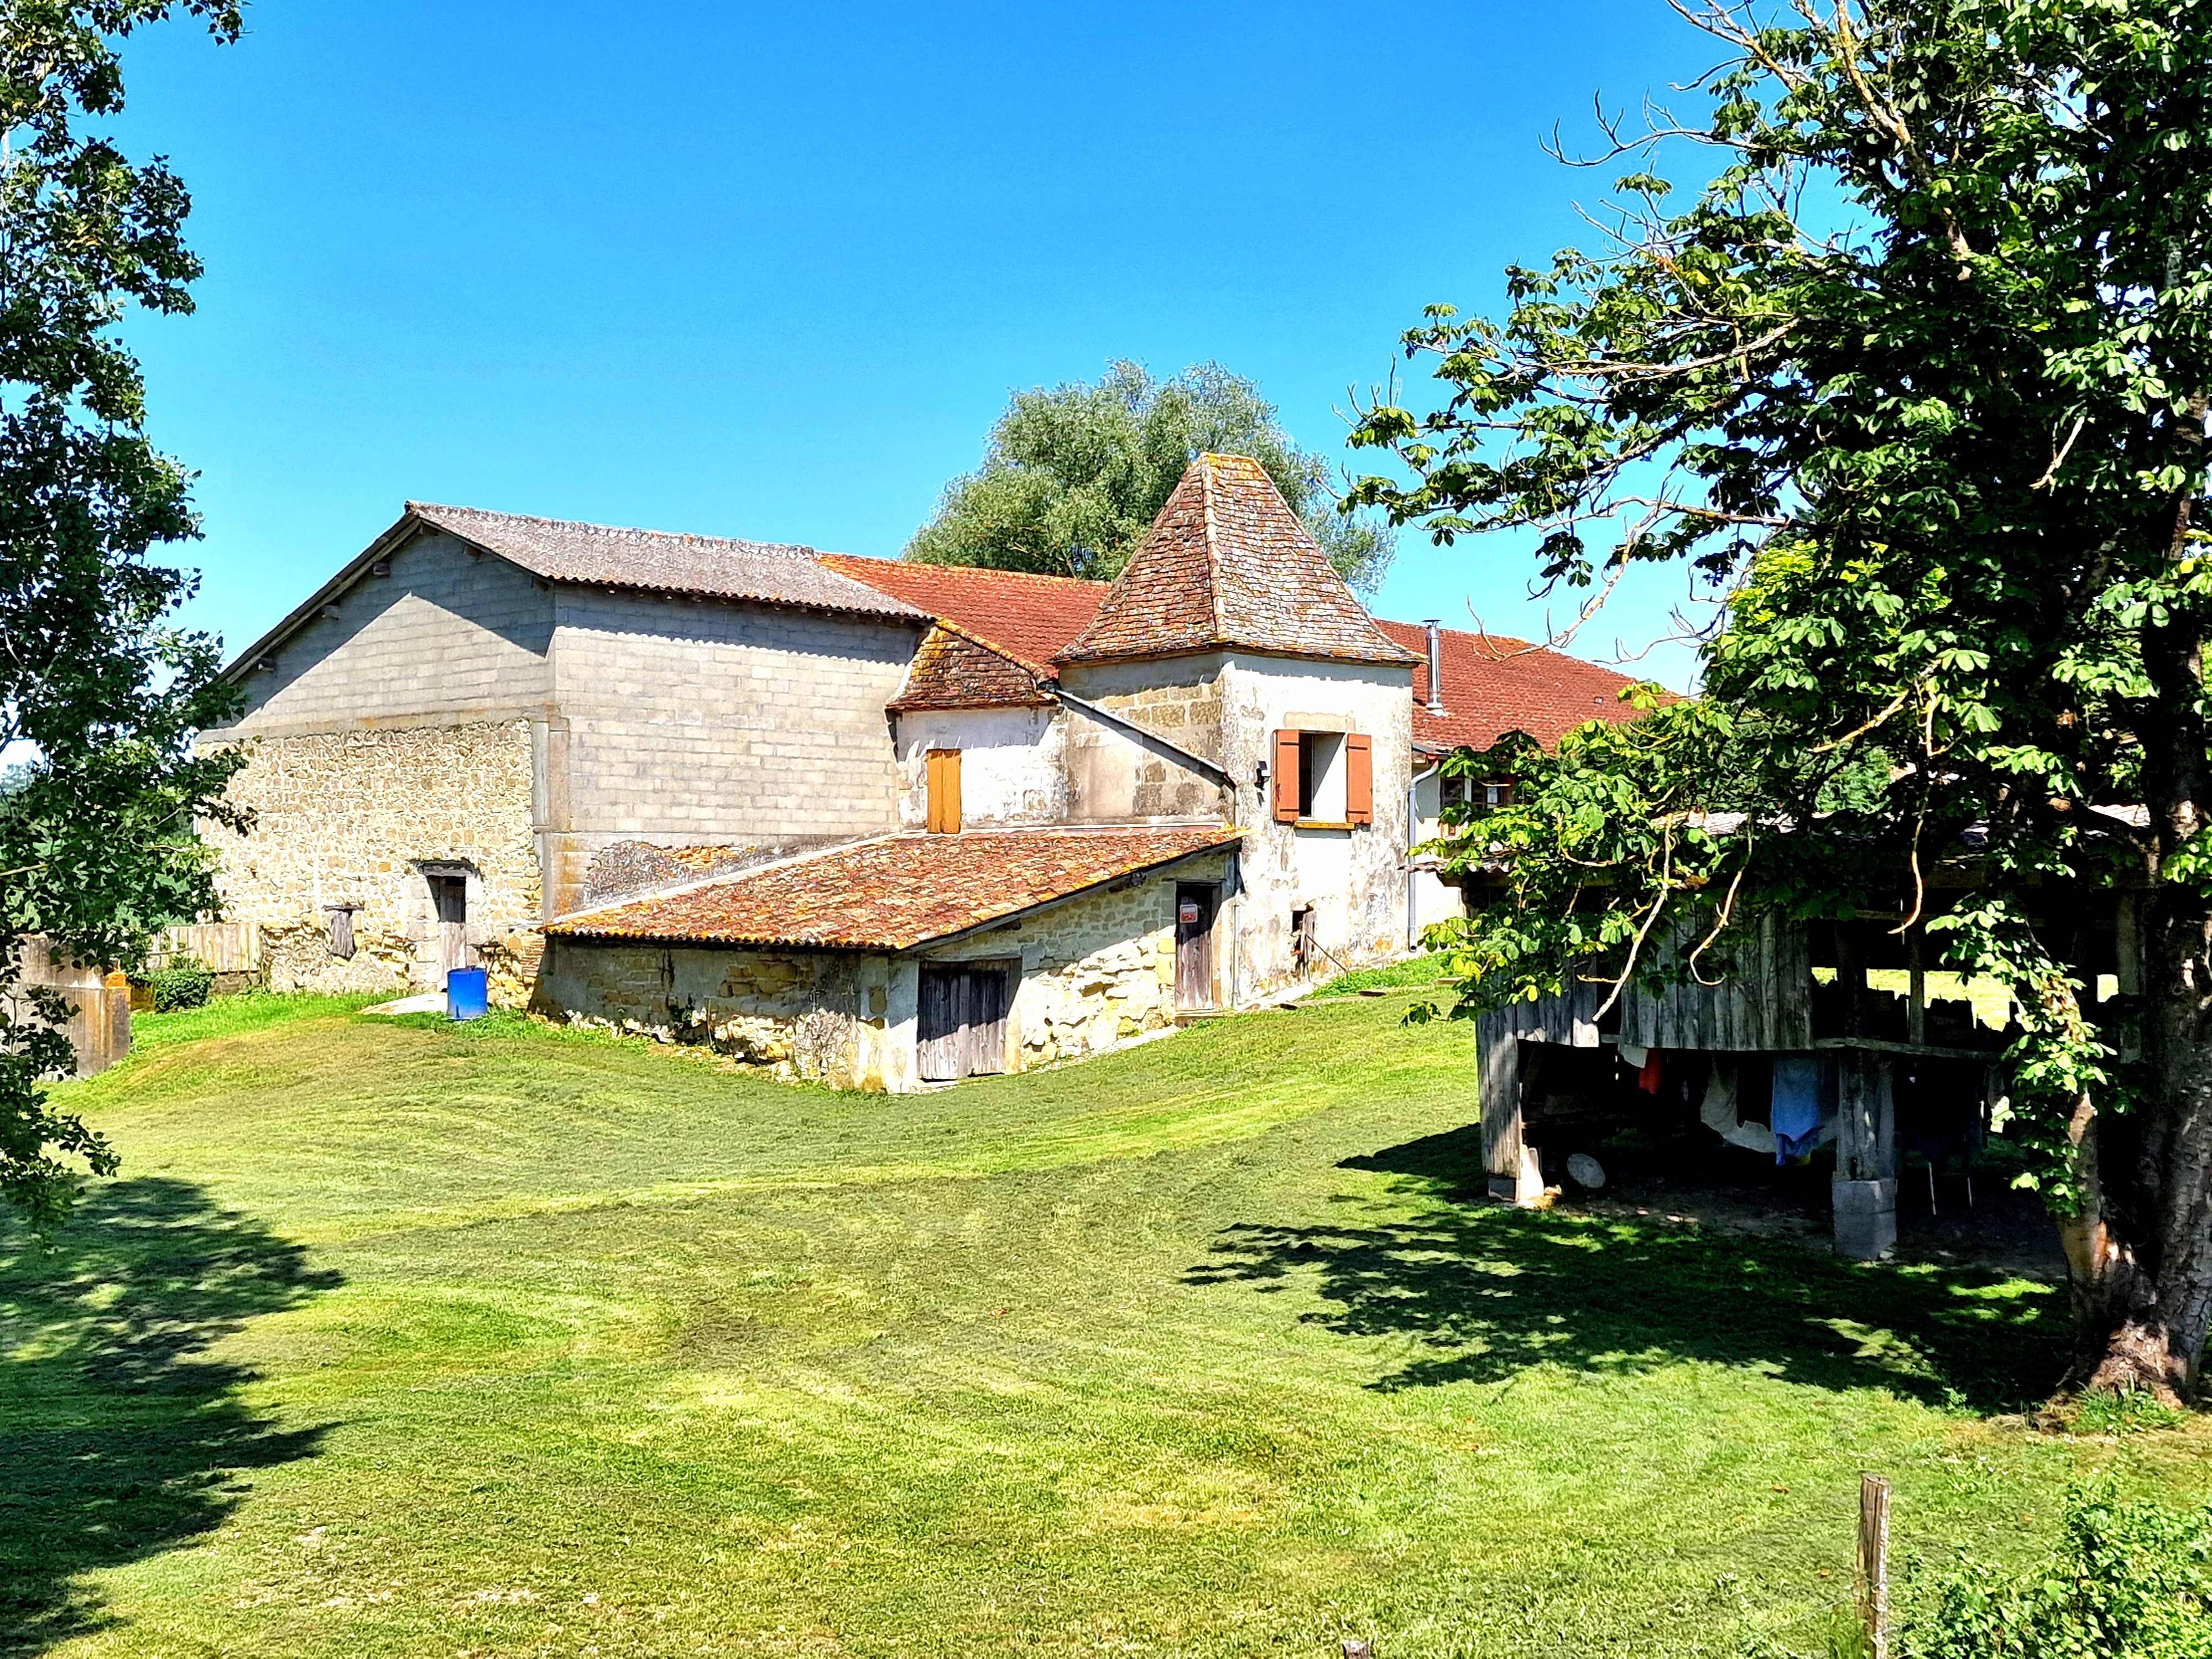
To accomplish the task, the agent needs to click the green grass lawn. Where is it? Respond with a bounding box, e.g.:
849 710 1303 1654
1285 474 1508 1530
5 993 2205 1658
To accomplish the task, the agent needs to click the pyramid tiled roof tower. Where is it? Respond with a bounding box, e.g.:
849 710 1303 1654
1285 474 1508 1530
1055 453 1420 667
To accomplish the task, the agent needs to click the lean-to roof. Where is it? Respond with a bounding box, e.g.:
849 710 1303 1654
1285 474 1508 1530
547 825 1240 950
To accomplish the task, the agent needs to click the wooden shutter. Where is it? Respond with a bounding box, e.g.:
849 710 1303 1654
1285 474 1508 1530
926 749 963 834
1345 733 1374 825
1272 729 1302 822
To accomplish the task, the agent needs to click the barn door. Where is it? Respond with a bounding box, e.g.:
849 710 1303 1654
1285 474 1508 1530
917 962 1011 1080
1175 883 1218 1009
429 873 469 986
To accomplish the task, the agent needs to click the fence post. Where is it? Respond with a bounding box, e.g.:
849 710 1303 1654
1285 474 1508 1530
1858 1473 1891 1659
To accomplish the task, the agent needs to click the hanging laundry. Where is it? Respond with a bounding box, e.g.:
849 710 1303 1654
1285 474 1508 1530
1771 1054 1826 1162
1699 1058 1776 1154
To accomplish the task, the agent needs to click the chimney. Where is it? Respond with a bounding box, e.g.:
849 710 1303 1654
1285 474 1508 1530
1423 619 1445 711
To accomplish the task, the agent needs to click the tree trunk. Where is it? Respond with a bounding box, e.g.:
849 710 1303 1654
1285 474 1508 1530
2068 588 2212 1402
2062 890 2212 1405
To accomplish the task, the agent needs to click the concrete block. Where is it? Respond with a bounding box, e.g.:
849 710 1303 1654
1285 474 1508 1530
1832 1177 1898 1260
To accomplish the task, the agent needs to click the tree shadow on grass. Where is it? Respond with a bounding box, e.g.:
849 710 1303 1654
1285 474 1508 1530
1188 1124 2067 1413
0 1178 340 1654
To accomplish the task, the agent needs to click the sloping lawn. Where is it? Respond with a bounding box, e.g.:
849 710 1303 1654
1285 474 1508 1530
4 993 2203 1658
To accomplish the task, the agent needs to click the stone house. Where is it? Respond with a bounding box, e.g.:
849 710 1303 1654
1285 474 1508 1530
205 452 1634 1088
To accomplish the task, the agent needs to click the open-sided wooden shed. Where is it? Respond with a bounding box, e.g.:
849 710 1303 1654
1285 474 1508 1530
1473 900 2113 1258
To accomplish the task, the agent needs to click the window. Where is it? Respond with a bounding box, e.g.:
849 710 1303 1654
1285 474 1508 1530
1297 733 1342 819
1290 906 1317 977
925 748 962 834
1442 775 1514 813
1272 729 1373 826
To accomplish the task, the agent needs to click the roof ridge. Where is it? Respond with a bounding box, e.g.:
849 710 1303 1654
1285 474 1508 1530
820 551 1111 593
409 501 819 557
1199 455 1227 641
1376 616 1539 656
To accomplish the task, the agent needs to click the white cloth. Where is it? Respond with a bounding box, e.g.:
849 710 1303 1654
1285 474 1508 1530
1699 1058 1776 1155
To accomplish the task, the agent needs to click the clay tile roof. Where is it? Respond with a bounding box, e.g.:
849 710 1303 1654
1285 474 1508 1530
815 554 1108 674
547 825 1242 950
1055 454 1420 668
888 623 1057 711
408 503 926 619
1373 619 1648 753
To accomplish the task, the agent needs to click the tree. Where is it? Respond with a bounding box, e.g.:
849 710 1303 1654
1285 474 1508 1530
1349 0 2212 1400
1 2 251 1228
910 359 1395 589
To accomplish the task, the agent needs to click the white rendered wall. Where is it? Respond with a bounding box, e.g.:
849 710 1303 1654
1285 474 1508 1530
893 706 1068 827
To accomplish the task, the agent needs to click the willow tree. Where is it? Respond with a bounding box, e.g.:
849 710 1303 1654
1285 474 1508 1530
1 2 249 1227
1349 0 2212 1400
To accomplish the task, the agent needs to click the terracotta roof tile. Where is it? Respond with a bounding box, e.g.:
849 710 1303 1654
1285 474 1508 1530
888 623 1056 710
816 555 1107 674
409 503 926 618
547 825 1241 950
1376 620 1648 753
1056 455 1419 668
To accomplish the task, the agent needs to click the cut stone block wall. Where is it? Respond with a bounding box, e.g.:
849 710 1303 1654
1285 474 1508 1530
211 530 554 739
204 720 544 1001
550 588 917 841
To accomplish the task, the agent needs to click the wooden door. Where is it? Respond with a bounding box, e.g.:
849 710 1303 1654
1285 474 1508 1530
966 967 1008 1076
1175 884 1218 1010
917 962 1009 1079
429 873 469 986
919 963 965 1079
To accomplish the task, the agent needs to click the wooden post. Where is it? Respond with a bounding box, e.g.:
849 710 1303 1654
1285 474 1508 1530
1478 1013 1525 1199
1907 926 1926 1047
1857 1474 1891 1659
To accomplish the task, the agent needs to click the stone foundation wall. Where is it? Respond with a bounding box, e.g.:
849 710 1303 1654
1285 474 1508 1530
533 938 867 1083
203 721 543 1002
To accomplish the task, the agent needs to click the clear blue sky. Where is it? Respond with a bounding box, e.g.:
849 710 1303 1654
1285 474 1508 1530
116 0 1714 687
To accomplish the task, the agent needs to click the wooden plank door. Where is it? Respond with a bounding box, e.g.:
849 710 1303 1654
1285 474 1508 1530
429 873 469 987
919 962 1011 1079
1175 884 1218 1009
966 967 1008 1075
919 962 966 1080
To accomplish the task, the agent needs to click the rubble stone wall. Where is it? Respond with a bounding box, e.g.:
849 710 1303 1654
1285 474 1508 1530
204 720 544 1001
533 937 869 1083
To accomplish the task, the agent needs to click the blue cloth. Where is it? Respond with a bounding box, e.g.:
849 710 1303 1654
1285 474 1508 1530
1771 1055 1825 1162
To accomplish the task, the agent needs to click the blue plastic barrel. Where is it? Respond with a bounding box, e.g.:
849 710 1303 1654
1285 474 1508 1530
446 967 489 1021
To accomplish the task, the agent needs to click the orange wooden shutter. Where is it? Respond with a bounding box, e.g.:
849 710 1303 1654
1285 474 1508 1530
1345 733 1374 825
926 749 963 833
1272 729 1301 822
